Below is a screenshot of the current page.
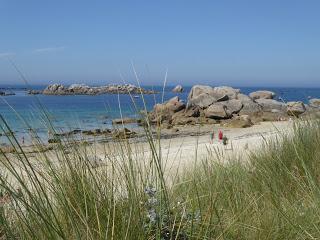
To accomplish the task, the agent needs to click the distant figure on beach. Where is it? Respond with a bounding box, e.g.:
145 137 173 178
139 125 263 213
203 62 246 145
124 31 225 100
222 136 228 146
218 130 223 141
210 131 215 144
22 136 25 145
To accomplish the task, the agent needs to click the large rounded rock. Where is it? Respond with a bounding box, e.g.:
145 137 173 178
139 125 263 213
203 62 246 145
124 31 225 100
223 99 243 115
154 96 185 113
171 106 201 125
172 85 184 93
188 93 217 108
205 99 243 119
237 93 262 115
249 90 276 100
205 104 228 119
309 98 320 108
213 86 240 99
187 85 228 108
256 99 286 112
239 100 262 115
286 101 306 116
236 93 252 102
188 85 215 99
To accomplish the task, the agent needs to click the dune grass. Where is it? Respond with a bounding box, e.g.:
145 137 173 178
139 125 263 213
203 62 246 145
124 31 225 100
1 113 320 239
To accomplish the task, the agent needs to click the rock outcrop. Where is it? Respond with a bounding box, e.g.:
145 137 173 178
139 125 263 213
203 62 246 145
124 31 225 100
239 100 262 115
147 85 310 128
35 83 157 95
213 86 240 99
154 96 186 113
172 85 184 93
187 85 228 108
205 104 229 119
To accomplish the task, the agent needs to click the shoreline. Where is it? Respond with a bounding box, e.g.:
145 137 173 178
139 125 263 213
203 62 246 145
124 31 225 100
2 120 294 168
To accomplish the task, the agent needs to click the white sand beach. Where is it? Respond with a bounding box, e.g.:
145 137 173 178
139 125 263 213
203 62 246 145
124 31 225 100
82 120 294 177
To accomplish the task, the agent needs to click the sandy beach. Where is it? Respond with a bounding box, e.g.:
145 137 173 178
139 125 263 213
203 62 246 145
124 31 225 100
76 120 294 176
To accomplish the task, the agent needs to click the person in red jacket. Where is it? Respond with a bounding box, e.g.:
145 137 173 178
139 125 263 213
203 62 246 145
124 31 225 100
218 130 223 141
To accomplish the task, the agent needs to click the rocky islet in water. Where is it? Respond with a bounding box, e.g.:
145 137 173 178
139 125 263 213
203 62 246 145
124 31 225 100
28 83 157 95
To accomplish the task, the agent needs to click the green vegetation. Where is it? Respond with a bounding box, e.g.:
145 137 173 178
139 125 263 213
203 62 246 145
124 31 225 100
1 116 320 239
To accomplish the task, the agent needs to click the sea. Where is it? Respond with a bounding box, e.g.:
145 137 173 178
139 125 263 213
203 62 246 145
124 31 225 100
1 85 320 145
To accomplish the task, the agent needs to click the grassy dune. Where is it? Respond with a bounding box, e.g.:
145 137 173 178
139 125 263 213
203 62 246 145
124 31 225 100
1 118 320 239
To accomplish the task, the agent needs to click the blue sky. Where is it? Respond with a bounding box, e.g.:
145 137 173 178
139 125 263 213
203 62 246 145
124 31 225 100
0 0 320 87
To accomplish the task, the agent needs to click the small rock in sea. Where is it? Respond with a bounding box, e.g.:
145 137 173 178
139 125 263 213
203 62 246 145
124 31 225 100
172 85 184 93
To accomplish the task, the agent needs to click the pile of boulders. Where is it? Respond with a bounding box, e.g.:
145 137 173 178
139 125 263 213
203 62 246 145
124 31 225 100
29 83 157 95
148 85 317 128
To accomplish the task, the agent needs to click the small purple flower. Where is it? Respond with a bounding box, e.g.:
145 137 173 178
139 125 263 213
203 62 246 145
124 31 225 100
144 186 156 197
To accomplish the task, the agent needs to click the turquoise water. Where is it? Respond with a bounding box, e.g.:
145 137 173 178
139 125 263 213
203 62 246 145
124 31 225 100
1 85 320 144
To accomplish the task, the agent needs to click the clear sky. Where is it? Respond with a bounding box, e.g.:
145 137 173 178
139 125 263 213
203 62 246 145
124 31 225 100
0 0 320 87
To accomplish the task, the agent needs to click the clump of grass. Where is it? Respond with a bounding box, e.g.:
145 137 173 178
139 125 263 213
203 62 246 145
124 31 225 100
1 106 320 240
